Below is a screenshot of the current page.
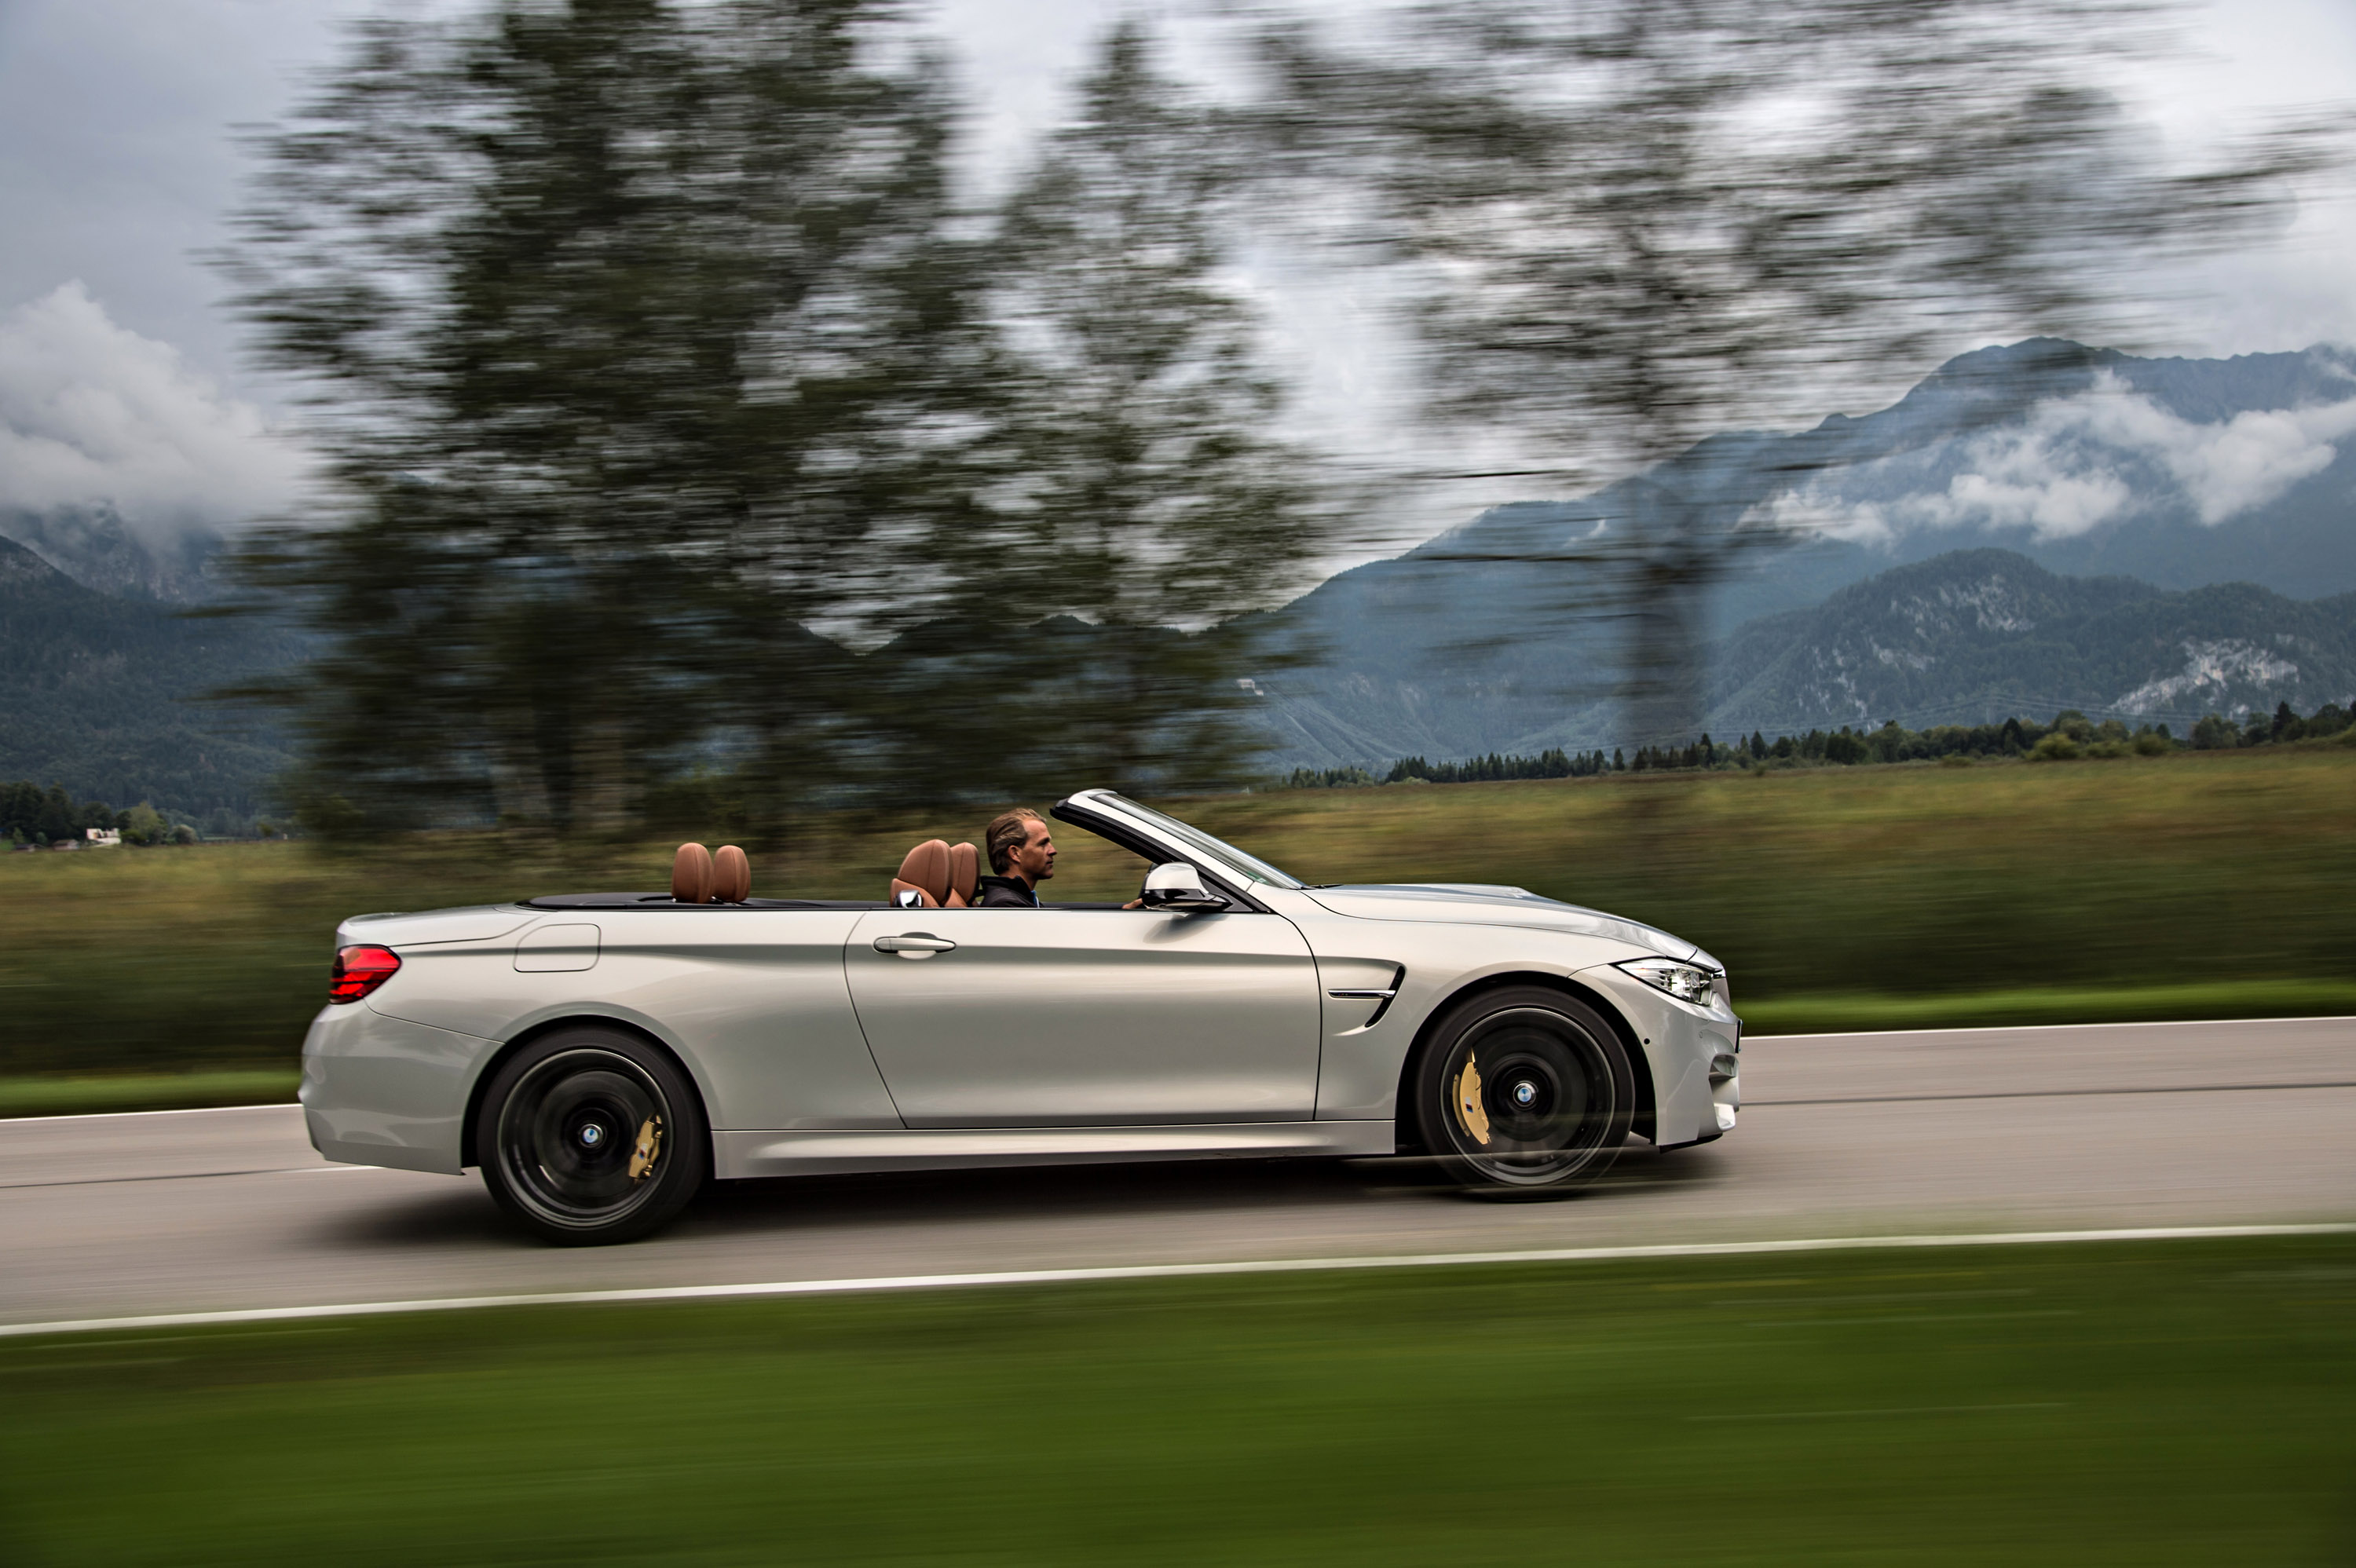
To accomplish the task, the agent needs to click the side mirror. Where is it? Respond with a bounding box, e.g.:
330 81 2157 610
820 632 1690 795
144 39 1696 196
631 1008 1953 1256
1141 861 1231 912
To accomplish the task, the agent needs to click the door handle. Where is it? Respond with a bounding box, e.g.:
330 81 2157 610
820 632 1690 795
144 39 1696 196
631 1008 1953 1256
873 933 957 957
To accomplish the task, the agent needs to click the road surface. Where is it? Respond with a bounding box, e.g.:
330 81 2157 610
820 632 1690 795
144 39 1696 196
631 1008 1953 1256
5 1017 2352 1327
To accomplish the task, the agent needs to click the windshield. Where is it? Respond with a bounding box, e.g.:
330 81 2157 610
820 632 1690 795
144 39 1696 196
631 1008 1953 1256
1099 795 1305 890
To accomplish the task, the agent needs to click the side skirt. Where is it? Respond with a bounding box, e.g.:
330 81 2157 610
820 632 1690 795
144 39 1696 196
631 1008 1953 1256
714 1120 1396 1179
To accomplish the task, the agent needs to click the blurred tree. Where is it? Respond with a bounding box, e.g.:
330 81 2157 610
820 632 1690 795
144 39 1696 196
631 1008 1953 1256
2190 713 2238 751
227 0 1001 833
868 24 1330 802
227 2 1333 832
118 802 170 847
35 785 75 845
1250 0 2341 750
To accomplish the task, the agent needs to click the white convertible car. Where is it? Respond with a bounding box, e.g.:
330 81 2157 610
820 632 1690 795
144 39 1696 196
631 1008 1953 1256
302 790 1741 1243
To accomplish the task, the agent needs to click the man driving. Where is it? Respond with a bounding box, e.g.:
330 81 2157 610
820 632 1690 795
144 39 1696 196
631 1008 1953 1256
974 808 1055 907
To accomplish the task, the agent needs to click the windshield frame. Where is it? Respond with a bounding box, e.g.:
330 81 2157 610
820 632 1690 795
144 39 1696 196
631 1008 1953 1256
1092 793 1306 890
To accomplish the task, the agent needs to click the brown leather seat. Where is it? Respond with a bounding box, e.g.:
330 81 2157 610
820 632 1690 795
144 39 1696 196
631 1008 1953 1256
891 840 980 908
674 842 753 904
712 845 751 903
673 842 714 904
891 839 951 908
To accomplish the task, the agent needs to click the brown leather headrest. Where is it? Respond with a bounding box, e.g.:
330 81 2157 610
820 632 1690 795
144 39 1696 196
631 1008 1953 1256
891 839 951 907
711 844 751 903
672 842 713 904
946 842 979 908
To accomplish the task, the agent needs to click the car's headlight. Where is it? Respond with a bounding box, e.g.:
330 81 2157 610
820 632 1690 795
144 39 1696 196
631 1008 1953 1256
1615 956 1721 1007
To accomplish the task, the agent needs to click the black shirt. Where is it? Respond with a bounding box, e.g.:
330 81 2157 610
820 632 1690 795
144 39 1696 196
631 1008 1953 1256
974 875 1040 908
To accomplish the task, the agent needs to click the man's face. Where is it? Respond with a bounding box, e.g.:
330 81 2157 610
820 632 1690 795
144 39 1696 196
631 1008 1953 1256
1010 818 1056 885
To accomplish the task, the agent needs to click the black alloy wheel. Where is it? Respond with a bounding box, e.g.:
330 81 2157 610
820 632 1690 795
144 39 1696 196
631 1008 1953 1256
1414 986 1634 1197
475 1028 707 1245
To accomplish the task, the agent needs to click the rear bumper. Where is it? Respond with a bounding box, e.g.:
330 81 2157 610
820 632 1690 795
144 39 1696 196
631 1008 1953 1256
299 1004 496 1175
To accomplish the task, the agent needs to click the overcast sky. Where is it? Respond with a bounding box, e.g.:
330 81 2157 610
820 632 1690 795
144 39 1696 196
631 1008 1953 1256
2 0 2351 550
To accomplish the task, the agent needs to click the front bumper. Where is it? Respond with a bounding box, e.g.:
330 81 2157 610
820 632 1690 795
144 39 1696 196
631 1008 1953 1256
1572 963 1741 1148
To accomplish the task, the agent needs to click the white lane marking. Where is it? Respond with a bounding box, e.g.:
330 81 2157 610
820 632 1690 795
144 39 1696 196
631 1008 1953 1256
0 1356 186 1372
1 1222 2349 1340
1748 1014 2356 1041
0 1102 300 1125
1752 1080 2356 1106
0 1162 380 1192
1689 1402 2068 1422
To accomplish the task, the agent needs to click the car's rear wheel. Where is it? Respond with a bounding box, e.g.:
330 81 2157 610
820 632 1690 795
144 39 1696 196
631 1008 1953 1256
476 1028 707 1245
1413 987 1633 1197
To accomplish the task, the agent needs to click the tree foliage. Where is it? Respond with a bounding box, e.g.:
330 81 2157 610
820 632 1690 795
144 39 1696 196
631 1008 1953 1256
1279 700 2356 788
1248 0 2343 747
862 24 1331 803
226 2 1326 835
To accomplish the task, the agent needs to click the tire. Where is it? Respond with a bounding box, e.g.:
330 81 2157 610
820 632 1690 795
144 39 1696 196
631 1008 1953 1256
1412 986 1634 1197
475 1027 708 1245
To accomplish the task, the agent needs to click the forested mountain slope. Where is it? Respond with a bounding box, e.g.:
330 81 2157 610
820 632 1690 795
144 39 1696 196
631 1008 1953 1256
0 537 299 821
1703 550 2356 736
1245 338 2356 766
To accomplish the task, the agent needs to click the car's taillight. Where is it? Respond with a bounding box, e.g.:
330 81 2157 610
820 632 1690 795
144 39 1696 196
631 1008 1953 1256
330 944 401 1003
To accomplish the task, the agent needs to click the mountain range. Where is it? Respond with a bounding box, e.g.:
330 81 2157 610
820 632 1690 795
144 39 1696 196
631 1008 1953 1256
4 335 2352 810
1706 550 2356 737
0 503 228 605
1244 338 2356 765
0 535 298 824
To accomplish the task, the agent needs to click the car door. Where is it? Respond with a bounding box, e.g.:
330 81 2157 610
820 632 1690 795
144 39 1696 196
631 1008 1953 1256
842 906 1321 1127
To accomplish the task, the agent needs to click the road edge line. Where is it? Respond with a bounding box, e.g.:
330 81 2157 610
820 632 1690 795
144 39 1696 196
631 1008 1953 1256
1747 1014 2356 1041
0 1102 297 1125
5 1221 2351 1340
18 1007 2356 1116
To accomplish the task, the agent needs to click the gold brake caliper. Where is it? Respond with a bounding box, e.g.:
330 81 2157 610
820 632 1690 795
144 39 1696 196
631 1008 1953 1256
1454 1054 1491 1146
627 1115 663 1181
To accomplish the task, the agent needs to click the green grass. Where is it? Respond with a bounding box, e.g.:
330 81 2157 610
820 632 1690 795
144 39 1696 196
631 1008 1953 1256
1737 978 2356 1036
0 1069 299 1118
4 746 2353 1084
2 1235 2351 1565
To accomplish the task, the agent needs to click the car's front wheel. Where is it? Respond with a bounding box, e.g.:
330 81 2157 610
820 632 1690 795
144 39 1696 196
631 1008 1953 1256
1413 986 1633 1197
475 1028 708 1245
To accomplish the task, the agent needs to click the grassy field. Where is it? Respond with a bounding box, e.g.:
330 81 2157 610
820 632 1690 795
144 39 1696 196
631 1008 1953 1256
2 1234 2351 1565
3 745 2352 1100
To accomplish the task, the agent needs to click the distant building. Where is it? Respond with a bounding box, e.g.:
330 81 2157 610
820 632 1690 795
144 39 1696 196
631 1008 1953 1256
84 828 120 847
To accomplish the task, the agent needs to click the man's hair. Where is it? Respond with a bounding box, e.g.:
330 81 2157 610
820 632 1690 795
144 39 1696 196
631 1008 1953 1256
984 808 1044 875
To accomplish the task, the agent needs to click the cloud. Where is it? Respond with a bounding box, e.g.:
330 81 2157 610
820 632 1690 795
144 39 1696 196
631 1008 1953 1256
2157 397 2356 524
1923 464 2138 539
0 280 313 537
1760 369 2356 544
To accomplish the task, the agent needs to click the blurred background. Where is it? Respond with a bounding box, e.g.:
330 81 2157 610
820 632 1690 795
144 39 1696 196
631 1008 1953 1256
2 0 2352 1102
2 5 2355 1561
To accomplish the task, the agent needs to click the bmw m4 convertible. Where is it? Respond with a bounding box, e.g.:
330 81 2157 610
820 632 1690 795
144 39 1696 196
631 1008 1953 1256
302 790 1741 1243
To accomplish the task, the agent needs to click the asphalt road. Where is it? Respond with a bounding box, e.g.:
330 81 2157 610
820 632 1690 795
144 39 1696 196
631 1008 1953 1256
5 1017 2353 1328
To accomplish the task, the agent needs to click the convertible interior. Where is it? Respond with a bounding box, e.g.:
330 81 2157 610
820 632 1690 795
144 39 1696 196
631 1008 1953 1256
523 813 1171 912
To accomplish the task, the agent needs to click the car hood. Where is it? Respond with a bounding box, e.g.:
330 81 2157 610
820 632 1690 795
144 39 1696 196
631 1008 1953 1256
1301 883 1706 963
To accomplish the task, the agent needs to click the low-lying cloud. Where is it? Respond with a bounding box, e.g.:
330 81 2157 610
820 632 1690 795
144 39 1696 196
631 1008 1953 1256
1762 368 2356 545
0 280 312 539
